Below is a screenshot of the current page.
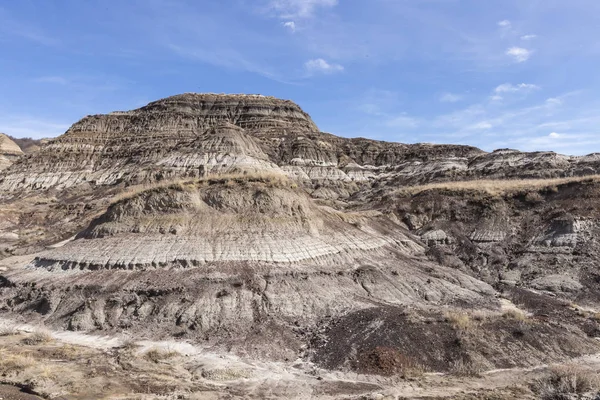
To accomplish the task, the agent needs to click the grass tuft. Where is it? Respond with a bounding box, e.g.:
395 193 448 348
533 365 600 399
144 347 180 363
22 329 53 345
394 175 600 197
445 311 474 331
502 309 529 321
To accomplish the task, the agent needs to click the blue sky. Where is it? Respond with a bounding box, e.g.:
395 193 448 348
1 0 599 155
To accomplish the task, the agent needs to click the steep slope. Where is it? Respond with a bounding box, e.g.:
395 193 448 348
0 133 24 171
1 93 600 378
2 94 600 199
1 174 496 361
364 177 600 305
0 94 316 191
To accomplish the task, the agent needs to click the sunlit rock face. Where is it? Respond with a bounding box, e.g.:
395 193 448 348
0 133 24 171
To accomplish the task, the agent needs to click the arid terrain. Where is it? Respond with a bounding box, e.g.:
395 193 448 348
1 93 599 399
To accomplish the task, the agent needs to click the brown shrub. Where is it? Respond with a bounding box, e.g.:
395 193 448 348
144 347 180 363
445 311 474 331
502 309 528 321
533 365 600 399
22 329 53 345
359 347 425 378
450 358 483 377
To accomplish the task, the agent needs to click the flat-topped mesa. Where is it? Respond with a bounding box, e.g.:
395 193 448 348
0 133 24 171
0 94 321 191
67 93 319 140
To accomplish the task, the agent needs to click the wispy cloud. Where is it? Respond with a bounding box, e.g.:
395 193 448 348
520 34 537 41
0 8 59 46
439 93 463 103
304 58 344 74
495 83 540 93
386 114 420 128
498 20 511 28
267 0 338 19
282 21 296 32
0 115 70 139
169 43 287 82
506 47 532 63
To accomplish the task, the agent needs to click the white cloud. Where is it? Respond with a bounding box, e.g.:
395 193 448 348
506 47 532 63
282 21 296 32
494 83 540 93
468 121 493 130
498 20 511 28
546 97 563 106
268 0 338 19
304 58 344 74
549 132 560 138
490 95 503 102
386 114 420 129
439 93 463 103
521 34 537 41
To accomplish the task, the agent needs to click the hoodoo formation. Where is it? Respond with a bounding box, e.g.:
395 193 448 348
1 93 600 398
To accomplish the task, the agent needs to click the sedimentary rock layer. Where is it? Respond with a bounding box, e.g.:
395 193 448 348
3 93 599 196
0 133 23 171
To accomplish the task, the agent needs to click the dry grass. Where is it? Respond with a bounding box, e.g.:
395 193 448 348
445 311 474 331
48 344 83 361
144 347 180 363
502 309 529 321
394 175 600 197
111 172 292 204
533 365 600 399
22 329 53 345
449 358 483 377
0 351 36 375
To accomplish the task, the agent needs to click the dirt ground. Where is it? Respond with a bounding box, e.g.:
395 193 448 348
0 318 599 399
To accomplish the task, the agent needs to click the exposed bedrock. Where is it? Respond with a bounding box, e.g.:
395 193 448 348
0 133 23 171
0 177 497 359
2 93 599 197
382 179 600 302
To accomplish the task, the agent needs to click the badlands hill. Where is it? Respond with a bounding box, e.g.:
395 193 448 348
1 93 600 398
0 133 24 171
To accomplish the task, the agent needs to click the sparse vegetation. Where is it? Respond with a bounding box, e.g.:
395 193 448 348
533 365 600 399
111 172 292 204
0 352 36 375
394 175 600 197
449 358 483 377
445 311 474 331
144 347 180 363
502 309 528 321
360 346 426 378
22 329 53 345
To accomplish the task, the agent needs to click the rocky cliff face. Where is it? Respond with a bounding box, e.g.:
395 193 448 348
1 93 600 376
2 94 599 197
0 133 23 171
